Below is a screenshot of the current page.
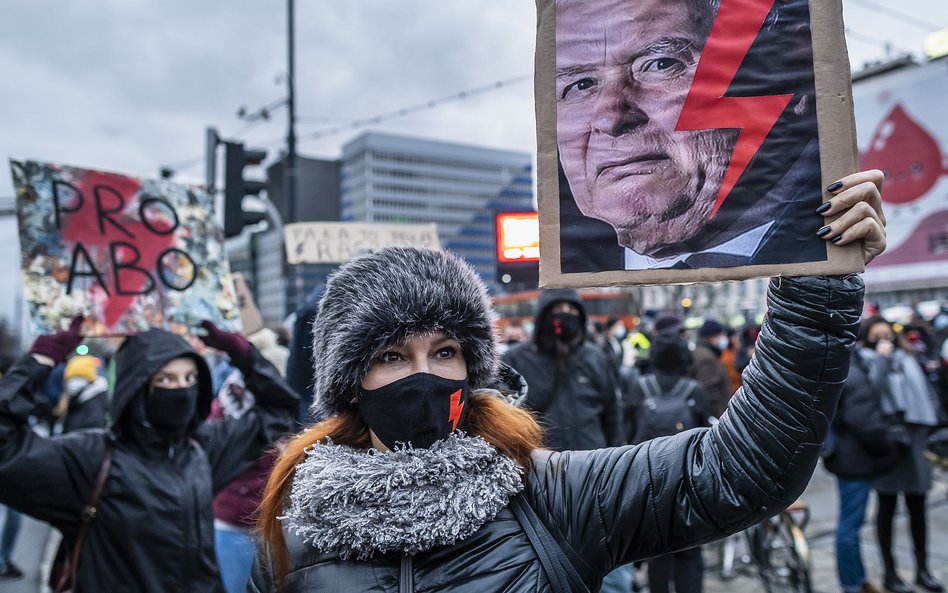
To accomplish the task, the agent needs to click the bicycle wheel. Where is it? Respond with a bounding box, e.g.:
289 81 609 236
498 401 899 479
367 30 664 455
751 514 813 593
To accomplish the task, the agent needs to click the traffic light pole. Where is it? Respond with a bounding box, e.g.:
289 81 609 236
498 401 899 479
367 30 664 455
286 0 303 309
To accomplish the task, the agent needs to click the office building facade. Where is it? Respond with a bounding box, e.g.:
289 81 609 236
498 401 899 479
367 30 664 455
340 132 534 291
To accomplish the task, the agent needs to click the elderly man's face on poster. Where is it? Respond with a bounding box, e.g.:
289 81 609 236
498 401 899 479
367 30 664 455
552 0 828 273
556 0 737 256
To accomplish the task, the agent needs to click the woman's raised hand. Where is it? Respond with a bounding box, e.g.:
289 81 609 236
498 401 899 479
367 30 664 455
816 169 887 264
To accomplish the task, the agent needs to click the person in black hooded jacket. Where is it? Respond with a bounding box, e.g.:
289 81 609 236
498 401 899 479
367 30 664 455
0 320 298 592
503 288 622 451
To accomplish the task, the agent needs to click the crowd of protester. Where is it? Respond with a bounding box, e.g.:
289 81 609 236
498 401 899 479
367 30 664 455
1 291 946 592
0 171 937 592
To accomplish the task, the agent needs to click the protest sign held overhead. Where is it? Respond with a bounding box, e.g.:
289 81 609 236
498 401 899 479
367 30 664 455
285 222 440 264
534 0 865 288
11 159 241 336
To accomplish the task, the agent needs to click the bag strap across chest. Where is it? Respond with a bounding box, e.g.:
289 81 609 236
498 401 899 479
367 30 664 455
54 442 113 593
509 493 590 593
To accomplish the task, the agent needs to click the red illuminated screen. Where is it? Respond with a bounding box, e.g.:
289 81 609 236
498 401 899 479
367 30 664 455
496 212 540 263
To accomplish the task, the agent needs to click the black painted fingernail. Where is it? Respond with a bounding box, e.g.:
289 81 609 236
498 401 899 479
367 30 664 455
826 181 844 192
817 225 832 237
831 234 844 244
815 202 832 214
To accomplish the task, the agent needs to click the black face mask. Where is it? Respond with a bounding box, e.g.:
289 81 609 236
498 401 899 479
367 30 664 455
146 385 199 432
358 372 470 450
549 312 581 342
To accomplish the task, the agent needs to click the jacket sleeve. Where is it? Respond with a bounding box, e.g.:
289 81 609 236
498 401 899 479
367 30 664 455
0 355 101 528
621 372 644 445
195 346 299 493
839 356 890 453
694 352 731 415
593 352 623 448
691 383 713 428
526 275 863 580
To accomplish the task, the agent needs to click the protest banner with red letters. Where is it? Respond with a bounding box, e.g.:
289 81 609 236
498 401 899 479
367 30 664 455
11 159 241 336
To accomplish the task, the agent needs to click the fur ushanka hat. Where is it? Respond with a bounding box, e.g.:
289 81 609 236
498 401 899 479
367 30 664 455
311 247 499 418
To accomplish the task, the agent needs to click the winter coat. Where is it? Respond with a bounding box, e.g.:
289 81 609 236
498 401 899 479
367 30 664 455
504 340 621 451
503 289 621 450
0 329 298 593
249 275 863 593
823 350 898 480
858 347 940 494
689 342 733 418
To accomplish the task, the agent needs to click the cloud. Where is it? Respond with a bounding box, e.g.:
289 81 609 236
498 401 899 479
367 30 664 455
0 0 537 194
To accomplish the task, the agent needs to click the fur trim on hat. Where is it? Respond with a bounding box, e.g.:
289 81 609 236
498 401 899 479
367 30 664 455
280 433 523 559
311 247 498 418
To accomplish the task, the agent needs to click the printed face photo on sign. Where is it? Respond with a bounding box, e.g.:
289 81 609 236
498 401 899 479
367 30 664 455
555 0 827 272
11 160 240 336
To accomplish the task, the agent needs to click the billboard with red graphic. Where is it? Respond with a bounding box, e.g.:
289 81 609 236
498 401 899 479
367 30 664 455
855 59 948 290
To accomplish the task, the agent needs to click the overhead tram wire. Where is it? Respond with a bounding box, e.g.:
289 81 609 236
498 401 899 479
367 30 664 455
845 27 915 56
844 0 941 32
162 73 532 174
292 73 532 145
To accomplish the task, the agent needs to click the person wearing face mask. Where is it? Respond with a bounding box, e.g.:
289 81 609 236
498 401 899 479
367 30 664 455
0 318 298 592
58 354 109 433
858 316 945 593
689 319 735 420
598 317 628 380
250 169 885 593
503 289 622 452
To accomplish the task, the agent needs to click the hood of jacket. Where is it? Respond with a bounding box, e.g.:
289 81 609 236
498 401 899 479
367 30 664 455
533 288 588 348
110 328 213 437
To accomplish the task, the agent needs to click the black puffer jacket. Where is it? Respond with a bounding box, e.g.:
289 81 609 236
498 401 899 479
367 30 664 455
251 275 862 592
0 329 298 593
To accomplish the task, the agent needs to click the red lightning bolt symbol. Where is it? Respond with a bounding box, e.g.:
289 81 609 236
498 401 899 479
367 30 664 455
676 0 794 218
448 389 464 431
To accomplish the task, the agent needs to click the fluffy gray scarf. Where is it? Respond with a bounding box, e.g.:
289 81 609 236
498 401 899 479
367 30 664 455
281 433 523 560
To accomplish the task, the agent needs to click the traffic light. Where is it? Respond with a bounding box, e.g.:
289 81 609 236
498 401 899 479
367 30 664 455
223 141 268 237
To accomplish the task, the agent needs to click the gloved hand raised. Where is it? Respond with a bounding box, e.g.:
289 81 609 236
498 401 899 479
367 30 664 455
30 316 84 364
199 320 251 360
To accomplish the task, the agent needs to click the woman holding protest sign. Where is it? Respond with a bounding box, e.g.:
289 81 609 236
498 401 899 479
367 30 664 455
249 171 886 593
0 319 298 592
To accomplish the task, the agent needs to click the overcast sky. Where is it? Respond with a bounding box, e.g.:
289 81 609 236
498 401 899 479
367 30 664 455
0 0 945 332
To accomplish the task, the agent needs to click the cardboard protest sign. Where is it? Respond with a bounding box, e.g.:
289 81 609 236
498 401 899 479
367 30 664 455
233 273 265 336
535 0 865 288
285 222 440 264
11 159 241 336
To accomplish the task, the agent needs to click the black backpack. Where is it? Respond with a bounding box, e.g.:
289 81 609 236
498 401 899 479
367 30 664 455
633 375 698 442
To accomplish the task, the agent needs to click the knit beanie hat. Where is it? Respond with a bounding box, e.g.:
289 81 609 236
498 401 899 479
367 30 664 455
698 319 727 338
651 332 691 374
311 247 498 418
64 355 99 382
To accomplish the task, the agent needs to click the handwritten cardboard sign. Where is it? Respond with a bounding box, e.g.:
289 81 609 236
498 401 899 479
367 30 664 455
11 159 241 336
284 222 441 264
535 0 864 287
